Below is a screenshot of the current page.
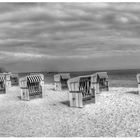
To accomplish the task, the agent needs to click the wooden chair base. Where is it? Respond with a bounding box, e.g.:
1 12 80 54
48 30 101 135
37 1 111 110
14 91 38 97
69 92 95 108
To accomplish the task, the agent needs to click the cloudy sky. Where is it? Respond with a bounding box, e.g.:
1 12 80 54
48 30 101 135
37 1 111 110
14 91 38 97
0 3 140 72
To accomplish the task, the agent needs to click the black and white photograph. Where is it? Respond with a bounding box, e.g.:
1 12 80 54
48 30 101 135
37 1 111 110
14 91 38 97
0 1 140 137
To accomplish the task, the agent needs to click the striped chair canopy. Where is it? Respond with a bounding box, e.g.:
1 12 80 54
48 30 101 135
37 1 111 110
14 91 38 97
27 75 43 83
0 75 5 82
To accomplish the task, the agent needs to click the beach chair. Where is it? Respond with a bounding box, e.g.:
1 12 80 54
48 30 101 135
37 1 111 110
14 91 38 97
54 73 70 90
19 74 44 101
96 72 109 92
0 73 11 94
67 72 109 108
136 74 140 94
10 74 19 86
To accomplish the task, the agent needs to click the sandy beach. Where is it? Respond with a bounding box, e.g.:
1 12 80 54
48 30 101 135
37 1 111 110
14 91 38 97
0 80 140 137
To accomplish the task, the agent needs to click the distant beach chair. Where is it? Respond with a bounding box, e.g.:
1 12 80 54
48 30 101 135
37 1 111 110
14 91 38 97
136 74 140 94
67 72 109 108
0 73 11 94
97 72 109 92
54 73 70 90
19 74 45 101
10 73 19 86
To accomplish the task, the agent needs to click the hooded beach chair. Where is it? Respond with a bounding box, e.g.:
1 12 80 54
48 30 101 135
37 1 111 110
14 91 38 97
67 72 109 108
10 73 19 86
0 73 11 94
136 73 140 94
19 74 44 100
54 73 70 90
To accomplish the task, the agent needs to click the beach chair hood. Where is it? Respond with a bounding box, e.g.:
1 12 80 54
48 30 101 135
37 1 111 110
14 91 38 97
96 72 109 82
54 73 70 82
67 74 97 92
19 74 44 88
0 74 5 82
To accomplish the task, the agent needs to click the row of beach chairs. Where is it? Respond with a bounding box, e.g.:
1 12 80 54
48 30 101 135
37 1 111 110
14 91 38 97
0 72 140 108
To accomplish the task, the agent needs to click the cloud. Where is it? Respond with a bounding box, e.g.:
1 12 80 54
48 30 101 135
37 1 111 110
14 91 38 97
0 3 140 72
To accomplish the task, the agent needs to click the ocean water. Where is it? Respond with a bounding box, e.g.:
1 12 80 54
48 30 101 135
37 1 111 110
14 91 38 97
18 69 140 88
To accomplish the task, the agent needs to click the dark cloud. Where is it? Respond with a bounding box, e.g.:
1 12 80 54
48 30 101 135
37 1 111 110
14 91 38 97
0 3 140 72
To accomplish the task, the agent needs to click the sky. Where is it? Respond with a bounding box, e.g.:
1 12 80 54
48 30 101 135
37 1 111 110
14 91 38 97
1 3 140 72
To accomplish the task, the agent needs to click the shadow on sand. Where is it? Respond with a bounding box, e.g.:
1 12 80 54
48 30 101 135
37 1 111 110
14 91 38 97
110 84 137 88
60 97 96 107
61 100 70 107
17 96 21 100
125 91 138 95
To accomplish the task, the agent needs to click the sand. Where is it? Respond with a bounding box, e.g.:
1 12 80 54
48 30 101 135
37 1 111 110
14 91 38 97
0 84 140 137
